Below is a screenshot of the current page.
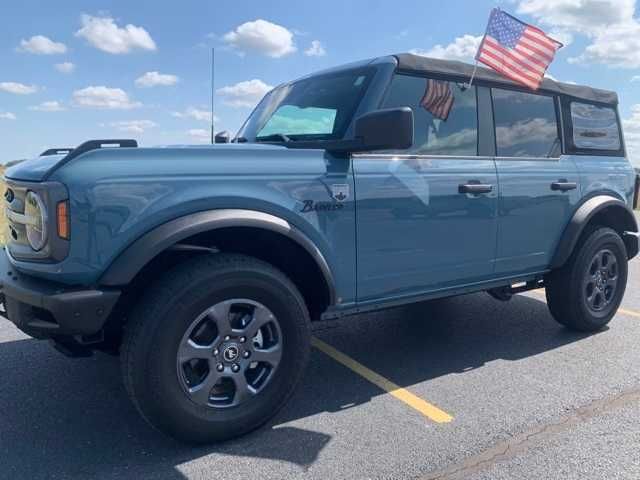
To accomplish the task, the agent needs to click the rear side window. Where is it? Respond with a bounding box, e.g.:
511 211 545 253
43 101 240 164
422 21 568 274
492 89 560 158
381 74 478 156
570 102 621 151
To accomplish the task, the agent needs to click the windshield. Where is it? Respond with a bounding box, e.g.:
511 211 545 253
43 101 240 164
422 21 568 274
236 68 374 143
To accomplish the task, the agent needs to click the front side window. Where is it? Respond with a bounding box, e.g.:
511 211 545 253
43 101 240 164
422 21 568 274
570 102 621 151
492 89 560 158
381 74 478 156
259 106 337 137
237 68 373 142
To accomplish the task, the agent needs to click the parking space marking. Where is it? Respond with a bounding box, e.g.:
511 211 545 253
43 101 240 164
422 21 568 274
311 336 453 423
530 289 640 318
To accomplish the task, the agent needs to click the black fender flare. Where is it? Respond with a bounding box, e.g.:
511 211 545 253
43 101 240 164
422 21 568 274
550 195 639 268
99 209 337 305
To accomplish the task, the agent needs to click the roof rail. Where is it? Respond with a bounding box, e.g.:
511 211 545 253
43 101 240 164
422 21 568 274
42 139 138 181
40 148 74 157
63 139 138 162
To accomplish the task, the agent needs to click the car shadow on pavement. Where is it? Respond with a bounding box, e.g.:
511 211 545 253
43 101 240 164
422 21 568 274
0 292 594 479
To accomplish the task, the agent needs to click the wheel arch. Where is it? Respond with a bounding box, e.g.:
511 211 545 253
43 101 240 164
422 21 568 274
99 209 337 316
551 195 639 268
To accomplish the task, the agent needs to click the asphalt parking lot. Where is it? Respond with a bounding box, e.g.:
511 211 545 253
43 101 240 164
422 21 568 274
2 258 640 480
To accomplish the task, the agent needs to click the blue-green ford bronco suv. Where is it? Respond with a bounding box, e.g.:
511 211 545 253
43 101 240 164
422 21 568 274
2 54 638 443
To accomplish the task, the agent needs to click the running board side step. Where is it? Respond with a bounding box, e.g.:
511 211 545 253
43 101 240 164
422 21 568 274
487 279 545 302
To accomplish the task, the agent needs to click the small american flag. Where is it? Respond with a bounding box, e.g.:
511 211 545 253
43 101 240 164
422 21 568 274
476 8 562 90
420 79 454 121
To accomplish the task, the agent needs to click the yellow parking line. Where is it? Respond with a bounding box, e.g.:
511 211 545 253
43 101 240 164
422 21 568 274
530 289 640 318
311 336 453 423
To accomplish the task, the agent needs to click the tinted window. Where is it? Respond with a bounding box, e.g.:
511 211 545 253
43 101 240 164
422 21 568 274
570 102 621 150
382 74 478 155
492 89 560 157
238 69 372 142
259 106 336 137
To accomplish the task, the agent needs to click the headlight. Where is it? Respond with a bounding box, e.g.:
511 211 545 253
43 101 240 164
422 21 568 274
25 191 48 251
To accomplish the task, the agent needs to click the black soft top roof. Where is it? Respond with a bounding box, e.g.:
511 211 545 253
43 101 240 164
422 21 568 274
394 53 618 105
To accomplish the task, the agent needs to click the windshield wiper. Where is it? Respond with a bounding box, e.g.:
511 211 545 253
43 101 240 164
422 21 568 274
255 133 293 143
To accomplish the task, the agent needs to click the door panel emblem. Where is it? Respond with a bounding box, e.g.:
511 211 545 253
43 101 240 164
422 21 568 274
331 184 349 202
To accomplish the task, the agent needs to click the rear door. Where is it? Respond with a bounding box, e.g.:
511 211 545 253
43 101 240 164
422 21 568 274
491 87 580 275
353 73 498 303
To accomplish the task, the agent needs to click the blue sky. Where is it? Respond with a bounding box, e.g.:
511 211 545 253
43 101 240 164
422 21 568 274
1 0 639 164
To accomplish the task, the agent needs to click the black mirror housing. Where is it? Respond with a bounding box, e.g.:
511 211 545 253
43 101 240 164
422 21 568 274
354 107 413 152
215 131 231 144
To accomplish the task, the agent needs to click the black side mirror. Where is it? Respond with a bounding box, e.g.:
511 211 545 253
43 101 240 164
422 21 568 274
215 131 231 144
353 107 413 151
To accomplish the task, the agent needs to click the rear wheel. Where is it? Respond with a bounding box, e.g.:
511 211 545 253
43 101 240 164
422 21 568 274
121 254 310 443
546 227 628 332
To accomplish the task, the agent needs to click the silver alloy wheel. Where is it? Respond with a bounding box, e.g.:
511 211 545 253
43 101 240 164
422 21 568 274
176 299 283 408
583 248 618 313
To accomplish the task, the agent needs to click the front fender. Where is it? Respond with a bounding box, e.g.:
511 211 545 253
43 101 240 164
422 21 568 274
98 209 337 305
551 195 638 268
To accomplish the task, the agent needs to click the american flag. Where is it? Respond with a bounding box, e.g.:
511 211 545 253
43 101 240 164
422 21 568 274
476 8 562 90
420 79 454 121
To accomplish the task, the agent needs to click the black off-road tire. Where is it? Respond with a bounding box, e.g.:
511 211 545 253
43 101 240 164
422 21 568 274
120 253 310 444
546 227 628 332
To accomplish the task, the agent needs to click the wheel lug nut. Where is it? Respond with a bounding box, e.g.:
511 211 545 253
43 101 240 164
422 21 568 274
216 363 224 372
239 336 246 343
213 348 219 356
231 364 240 372
243 351 250 358
224 336 230 341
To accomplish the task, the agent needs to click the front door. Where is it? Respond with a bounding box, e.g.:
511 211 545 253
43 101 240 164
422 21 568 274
353 74 498 303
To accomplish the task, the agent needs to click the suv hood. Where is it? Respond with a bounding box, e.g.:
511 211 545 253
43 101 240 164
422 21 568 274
4 143 289 182
5 154 67 182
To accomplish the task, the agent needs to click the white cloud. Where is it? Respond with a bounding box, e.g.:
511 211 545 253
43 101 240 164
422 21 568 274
632 76 640 82
304 40 326 57
135 71 179 87
172 107 214 122
410 35 482 62
29 101 65 112
55 62 75 74
624 105 640 166
18 35 67 55
517 0 635 32
223 19 296 58
75 14 157 54
217 79 273 108
73 86 141 109
0 82 38 95
517 0 640 68
187 128 211 143
568 20 640 68
106 120 157 134
549 30 574 47
0 112 16 120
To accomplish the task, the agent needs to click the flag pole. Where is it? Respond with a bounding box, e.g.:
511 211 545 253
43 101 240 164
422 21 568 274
466 61 479 89
464 7 496 90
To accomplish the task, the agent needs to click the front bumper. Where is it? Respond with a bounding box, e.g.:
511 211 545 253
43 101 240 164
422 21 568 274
0 248 120 339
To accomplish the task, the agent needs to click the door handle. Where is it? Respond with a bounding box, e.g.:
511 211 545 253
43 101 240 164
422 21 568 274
459 183 493 195
550 180 577 192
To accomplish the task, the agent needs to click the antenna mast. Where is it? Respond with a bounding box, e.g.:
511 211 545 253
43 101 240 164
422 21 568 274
210 47 215 144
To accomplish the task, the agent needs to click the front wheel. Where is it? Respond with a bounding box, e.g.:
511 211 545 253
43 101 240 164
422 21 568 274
121 254 311 443
546 227 628 332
